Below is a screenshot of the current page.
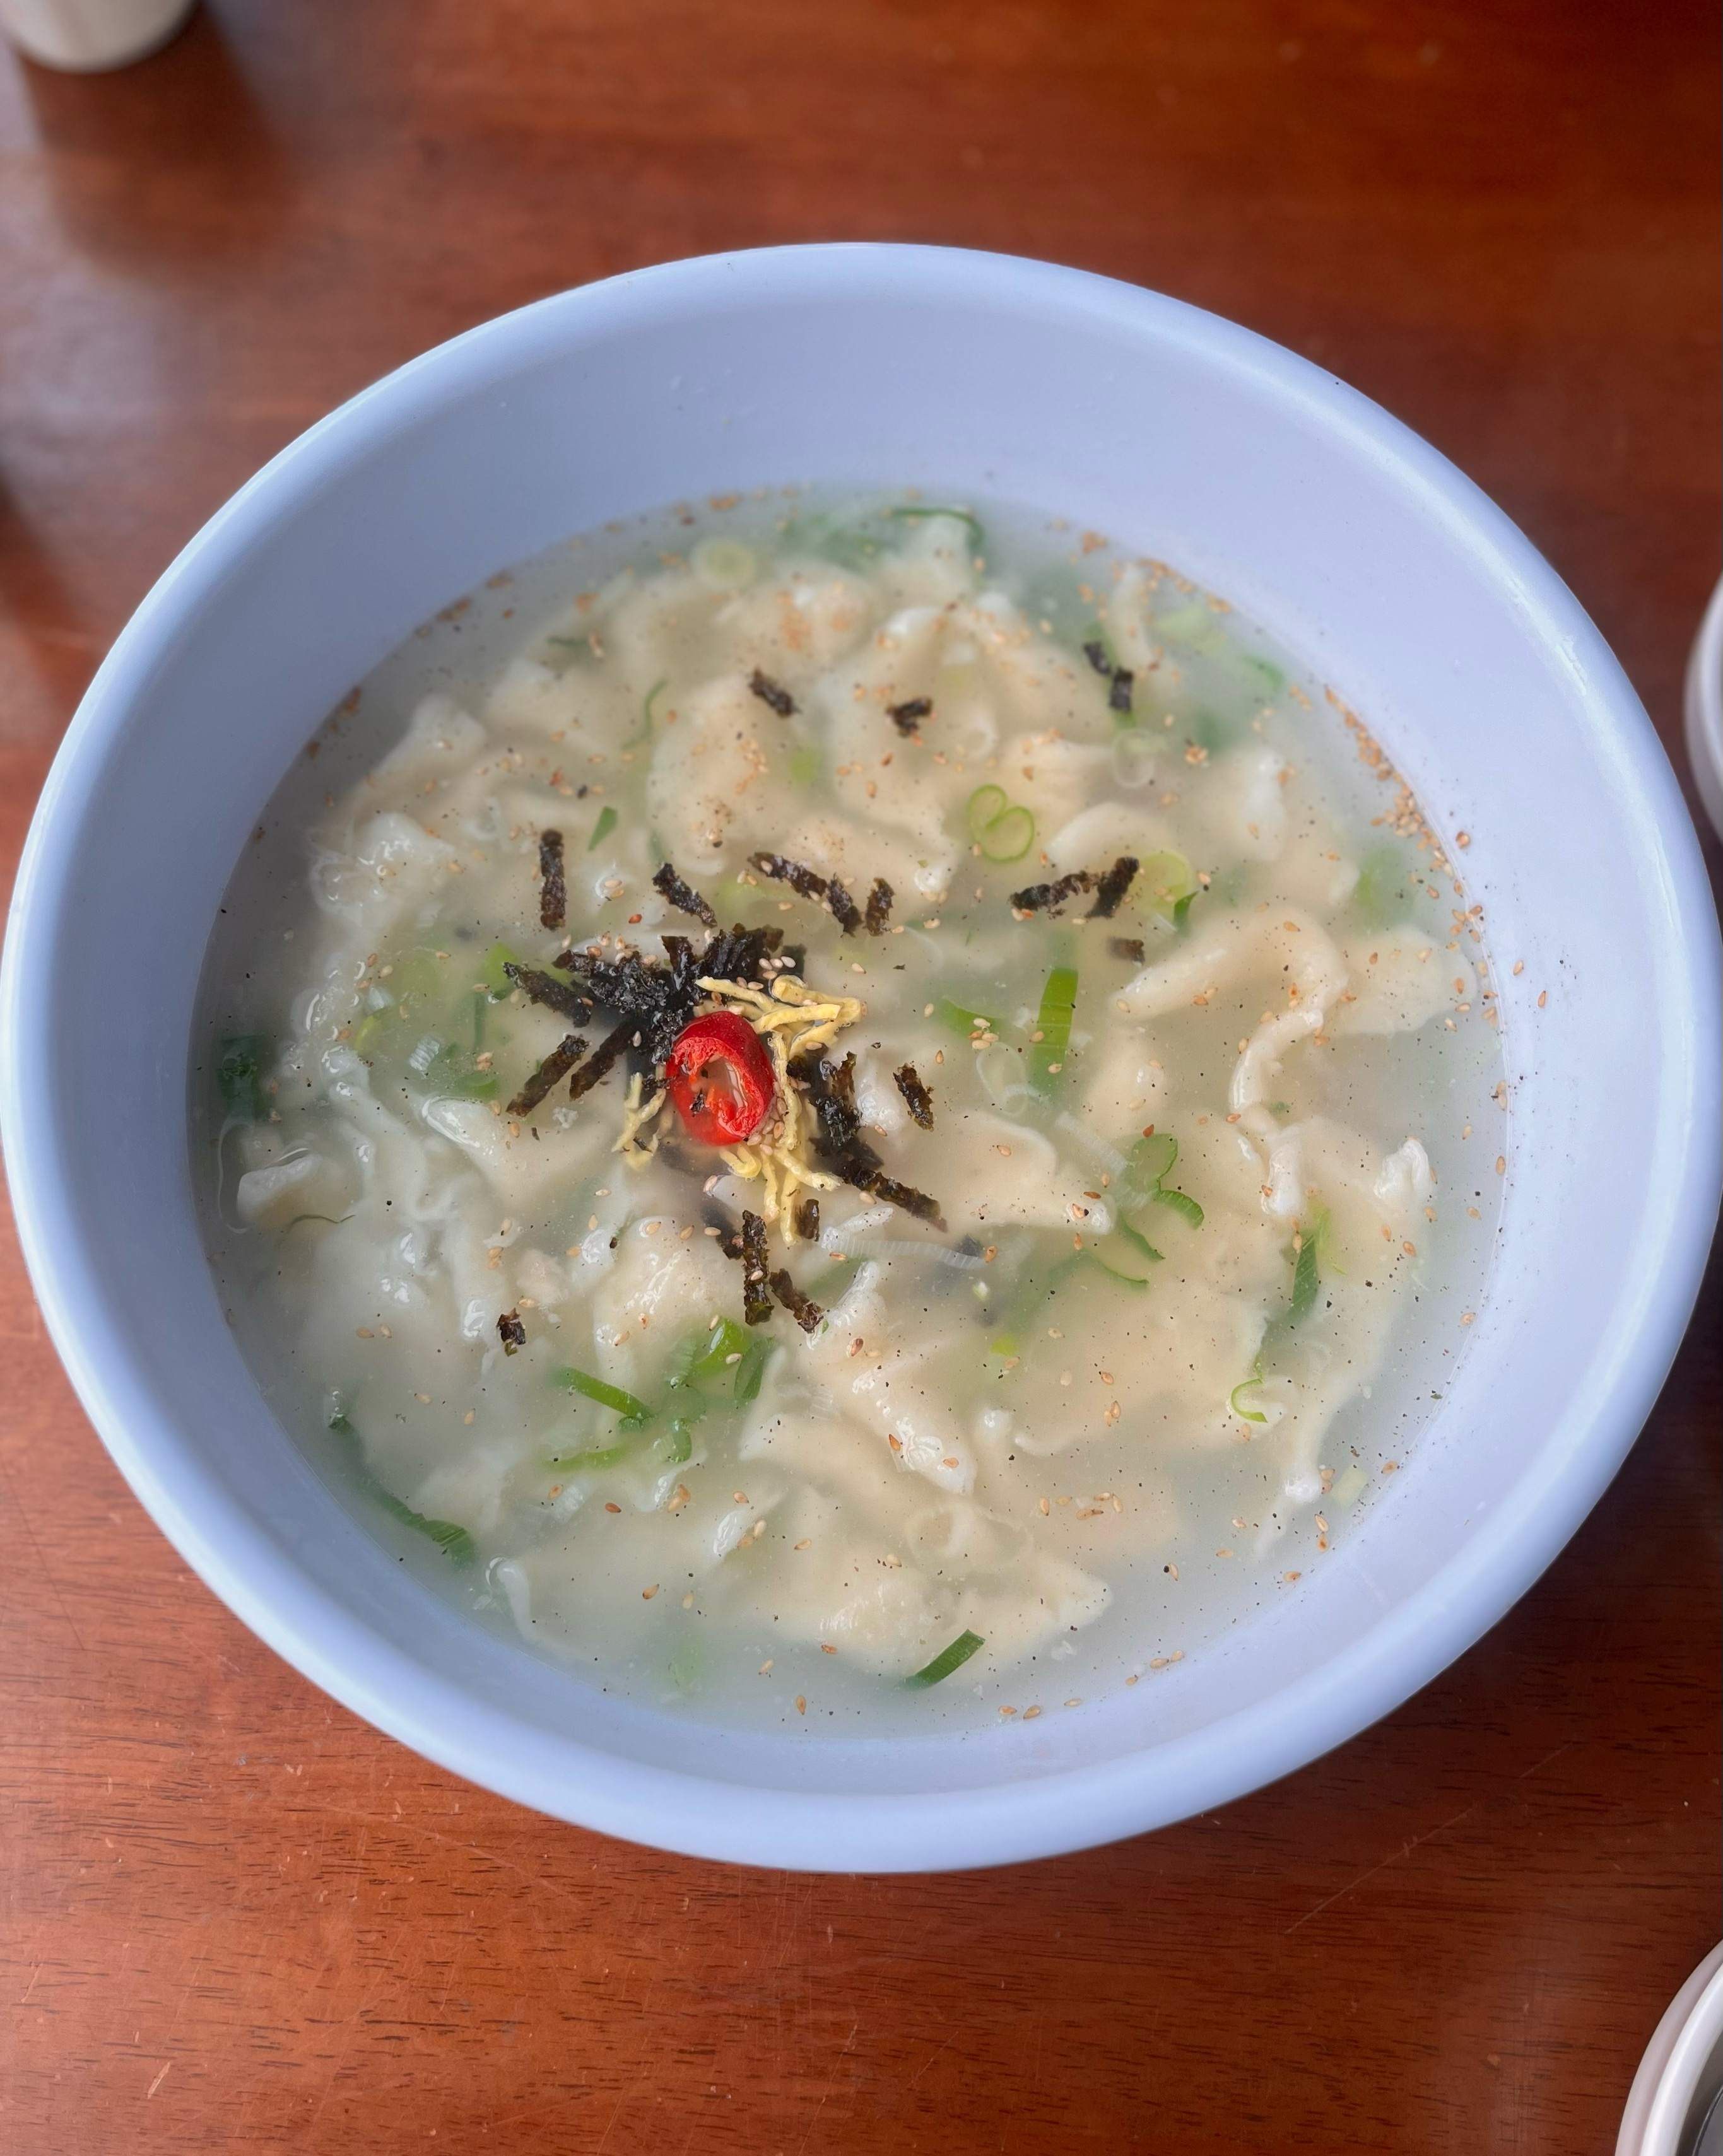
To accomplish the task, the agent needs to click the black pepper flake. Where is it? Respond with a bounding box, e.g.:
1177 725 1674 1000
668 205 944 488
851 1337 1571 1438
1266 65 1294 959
749 667 796 717
893 1063 934 1129
1086 855 1139 920
498 1309 526 1354
768 1270 825 1333
1109 936 1146 964
538 829 567 929
506 1032 588 1117
826 878 863 935
888 696 932 735
793 1196 820 1241
864 878 894 935
652 860 717 929
741 1210 772 1325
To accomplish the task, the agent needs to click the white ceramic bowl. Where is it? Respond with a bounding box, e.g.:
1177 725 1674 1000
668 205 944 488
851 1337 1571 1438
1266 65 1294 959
3 245 1717 1872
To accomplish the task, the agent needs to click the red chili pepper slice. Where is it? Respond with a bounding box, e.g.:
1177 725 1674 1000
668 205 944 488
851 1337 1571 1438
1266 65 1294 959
664 1010 776 1145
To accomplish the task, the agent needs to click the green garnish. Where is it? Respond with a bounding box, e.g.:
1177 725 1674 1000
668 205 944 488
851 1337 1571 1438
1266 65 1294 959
1085 1253 1151 1290
1116 1219 1165 1265
1028 966 1078 1094
1172 893 1197 929
1229 1379 1269 1424
887 505 986 553
1354 845 1412 929
643 679 666 728
479 940 526 998
548 1441 632 1472
588 804 618 852
327 1409 476 1566
1136 849 1196 921
556 1367 652 1422
1153 1187 1205 1229
966 783 1035 863
217 1034 272 1121
661 1422 695 1464
1124 1131 1204 1228
936 995 998 1041
416 1039 499 1099
786 745 822 787
733 1336 775 1405
1288 1224 1322 1327
906 1629 985 1687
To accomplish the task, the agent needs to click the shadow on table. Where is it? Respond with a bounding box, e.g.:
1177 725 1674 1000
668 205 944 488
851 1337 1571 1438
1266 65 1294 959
11 3 297 272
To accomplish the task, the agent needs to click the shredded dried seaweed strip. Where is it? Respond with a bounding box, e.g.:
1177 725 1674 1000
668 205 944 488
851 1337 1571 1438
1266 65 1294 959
1107 669 1135 715
768 1270 825 1333
788 1050 862 1153
864 878 894 935
708 1202 746 1260
1009 869 1093 915
537 830 566 929
507 1031 588 1116
793 1196 820 1241
1086 856 1139 920
826 877 863 935
652 860 717 929
503 962 592 1023
1082 640 1114 678
1109 935 1146 964
888 696 932 735
851 1166 946 1229
749 851 828 901
497 1309 527 1354
748 668 796 717
790 1051 946 1228
565 1019 637 1103
893 1063 934 1129
741 1210 772 1325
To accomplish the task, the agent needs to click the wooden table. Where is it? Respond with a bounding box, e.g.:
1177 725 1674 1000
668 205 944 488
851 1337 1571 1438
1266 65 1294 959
1 3 1717 2147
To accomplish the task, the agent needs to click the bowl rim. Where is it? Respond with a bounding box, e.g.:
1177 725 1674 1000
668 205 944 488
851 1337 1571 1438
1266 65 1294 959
3 242 1719 1871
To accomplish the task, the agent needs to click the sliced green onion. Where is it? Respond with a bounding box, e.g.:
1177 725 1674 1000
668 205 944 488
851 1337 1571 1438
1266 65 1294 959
980 807 1034 863
479 940 526 999
1028 966 1078 1094
1230 1379 1269 1424
937 995 998 1041
905 1629 985 1687
1288 1233 1320 1326
327 1409 475 1565
1138 849 1196 922
888 505 985 553
1129 1132 1179 1189
965 783 1035 862
659 1422 695 1464
786 745 822 787
556 1367 652 1421
588 804 618 852
548 1442 631 1472
1153 1187 1205 1229
1116 1219 1165 1265
217 1034 272 1120
1172 892 1197 930
1087 1254 1150 1289
733 1337 775 1405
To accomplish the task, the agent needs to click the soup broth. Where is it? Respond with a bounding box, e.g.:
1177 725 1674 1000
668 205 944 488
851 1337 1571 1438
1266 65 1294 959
196 493 1503 1730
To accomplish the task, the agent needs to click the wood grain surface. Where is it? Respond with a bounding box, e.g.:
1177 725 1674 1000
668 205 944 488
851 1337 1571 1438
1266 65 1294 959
1 3 1718 2149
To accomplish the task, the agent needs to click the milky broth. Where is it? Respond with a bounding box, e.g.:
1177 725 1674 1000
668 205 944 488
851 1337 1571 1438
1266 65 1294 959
194 493 1503 1731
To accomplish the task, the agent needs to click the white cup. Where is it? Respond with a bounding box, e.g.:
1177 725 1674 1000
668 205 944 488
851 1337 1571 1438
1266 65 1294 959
0 0 194 71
